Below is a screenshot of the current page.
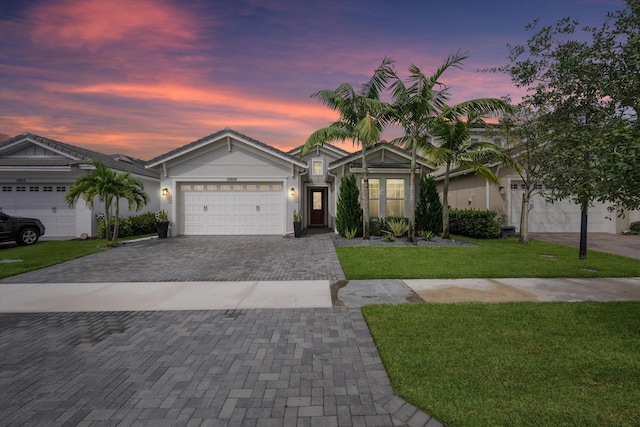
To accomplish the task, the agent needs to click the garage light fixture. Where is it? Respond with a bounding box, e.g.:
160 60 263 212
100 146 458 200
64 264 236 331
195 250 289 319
162 188 169 197
290 187 297 198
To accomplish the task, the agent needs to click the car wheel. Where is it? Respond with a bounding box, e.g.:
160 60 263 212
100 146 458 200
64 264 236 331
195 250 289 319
16 228 39 245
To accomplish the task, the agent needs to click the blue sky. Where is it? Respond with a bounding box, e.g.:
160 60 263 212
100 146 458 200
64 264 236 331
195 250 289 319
0 0 624 158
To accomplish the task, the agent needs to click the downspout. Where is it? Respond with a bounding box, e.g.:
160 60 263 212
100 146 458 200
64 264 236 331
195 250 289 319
485 179 490 210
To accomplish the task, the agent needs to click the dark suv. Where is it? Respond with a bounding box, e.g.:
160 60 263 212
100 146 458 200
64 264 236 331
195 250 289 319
0 212 46 245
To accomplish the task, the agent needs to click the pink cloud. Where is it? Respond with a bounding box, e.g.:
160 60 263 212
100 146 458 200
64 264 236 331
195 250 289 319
27 0 197 50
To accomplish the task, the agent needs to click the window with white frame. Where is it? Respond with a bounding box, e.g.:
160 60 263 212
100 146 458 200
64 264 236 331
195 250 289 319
361 178 380 217
312 159 323 176
386 179 405 217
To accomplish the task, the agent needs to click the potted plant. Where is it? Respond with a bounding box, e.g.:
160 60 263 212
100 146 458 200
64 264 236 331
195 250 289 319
293 210 302 238
156 209 170 238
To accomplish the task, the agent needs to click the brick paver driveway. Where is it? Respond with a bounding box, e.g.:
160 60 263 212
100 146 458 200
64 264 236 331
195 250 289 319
0 233 442 426
0 234 345 284
0 309 439 426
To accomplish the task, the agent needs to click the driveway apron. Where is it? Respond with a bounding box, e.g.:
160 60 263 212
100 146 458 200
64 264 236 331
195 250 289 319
0 234 346 283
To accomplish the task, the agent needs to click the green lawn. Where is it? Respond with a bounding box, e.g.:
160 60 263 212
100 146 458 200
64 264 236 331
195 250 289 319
337 237 640 279
363 302 640 427
0 239 112 279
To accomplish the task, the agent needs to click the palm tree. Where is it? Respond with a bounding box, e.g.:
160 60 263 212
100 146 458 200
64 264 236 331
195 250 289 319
429 104 514 239
389 51 467 241
66 160 149 246
302 57 395 239
65 160 117 242
109 172 149 246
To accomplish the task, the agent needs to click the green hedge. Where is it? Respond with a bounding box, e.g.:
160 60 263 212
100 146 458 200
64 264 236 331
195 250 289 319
99 212 157 238
449 208 500 239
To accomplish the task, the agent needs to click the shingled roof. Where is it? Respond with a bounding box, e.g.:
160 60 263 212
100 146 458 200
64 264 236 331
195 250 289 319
0 133 159 179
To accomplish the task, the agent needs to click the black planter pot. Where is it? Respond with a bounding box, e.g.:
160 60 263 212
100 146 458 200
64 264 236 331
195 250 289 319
157 221 170 238
293 221 302 238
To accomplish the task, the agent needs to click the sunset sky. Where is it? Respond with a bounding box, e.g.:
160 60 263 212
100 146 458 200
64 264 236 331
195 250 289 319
0 0 624 159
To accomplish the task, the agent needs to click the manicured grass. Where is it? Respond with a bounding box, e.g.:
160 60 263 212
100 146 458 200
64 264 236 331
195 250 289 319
337 237 640 279
0 239 113 279
363 302 640 427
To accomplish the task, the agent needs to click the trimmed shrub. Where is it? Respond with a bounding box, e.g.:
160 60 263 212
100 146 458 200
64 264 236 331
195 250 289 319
630 221 640 232
449 208 501 239
98 212 157 238
369 217 386 236
336 175 363 238
415 174 443 235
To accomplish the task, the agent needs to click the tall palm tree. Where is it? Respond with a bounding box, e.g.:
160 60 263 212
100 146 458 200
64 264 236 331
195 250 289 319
65 160 117 242
390 51 467 241
109 172 149 246
429 104 514 239
302 57 395 239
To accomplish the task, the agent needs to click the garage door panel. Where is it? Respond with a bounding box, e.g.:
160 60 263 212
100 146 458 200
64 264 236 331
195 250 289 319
1 184 75 237
510 187 606 233
179 183 284 235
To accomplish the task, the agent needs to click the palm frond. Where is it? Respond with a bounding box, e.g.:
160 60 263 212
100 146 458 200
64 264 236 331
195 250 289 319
353 114 383 147
300 124 352 157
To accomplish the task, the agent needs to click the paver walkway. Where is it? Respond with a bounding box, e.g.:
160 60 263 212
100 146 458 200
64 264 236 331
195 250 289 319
0 308 441 427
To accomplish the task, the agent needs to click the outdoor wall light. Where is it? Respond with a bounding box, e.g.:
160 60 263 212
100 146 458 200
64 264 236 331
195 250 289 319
499 186 505 195
290 187 297 198
162 188 169 197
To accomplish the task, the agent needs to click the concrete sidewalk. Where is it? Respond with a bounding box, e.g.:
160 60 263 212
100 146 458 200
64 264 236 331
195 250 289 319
0 280 332 312
3 277 640 313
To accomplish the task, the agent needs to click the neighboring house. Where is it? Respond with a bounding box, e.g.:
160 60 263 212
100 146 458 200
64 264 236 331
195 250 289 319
432 128 640 234
0 132 160 238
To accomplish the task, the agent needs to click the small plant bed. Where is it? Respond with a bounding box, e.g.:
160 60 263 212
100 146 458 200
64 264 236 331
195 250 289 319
330 233 473 248
363 302 640 427
336 236 640 279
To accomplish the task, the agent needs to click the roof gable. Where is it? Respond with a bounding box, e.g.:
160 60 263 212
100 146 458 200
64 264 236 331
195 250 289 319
0 133 159 179
288 142 350 159
328 142 435 171
147 128 307 169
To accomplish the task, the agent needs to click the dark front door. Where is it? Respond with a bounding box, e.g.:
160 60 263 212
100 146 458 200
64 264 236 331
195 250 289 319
309 189 327 226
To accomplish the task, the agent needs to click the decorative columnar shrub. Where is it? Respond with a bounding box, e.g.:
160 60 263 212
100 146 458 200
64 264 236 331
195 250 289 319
336 175 363 238
415 174 443 235
448 208 501 239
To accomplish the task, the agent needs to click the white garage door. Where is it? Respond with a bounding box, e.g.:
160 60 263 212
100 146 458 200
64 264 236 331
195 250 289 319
509 183 606 232
0 184 76 237
179 182 285 235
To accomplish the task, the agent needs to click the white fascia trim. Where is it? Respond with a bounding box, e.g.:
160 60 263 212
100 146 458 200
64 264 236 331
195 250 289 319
174 176 290 182
28 139 84 161
0 166 73 172
348 168 412 174
148 132 307 169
